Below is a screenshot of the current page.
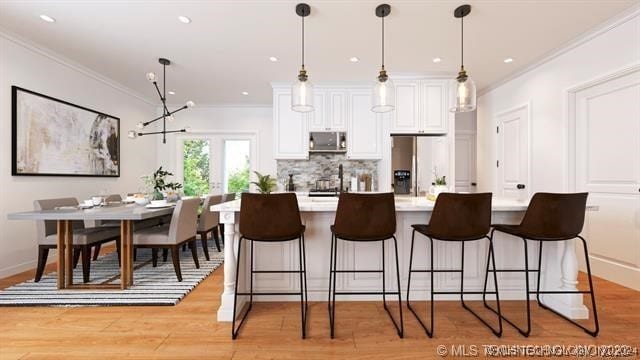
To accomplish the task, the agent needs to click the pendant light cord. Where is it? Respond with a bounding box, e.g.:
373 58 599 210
461 16 464 68
301 15 305 69
381 12 385 69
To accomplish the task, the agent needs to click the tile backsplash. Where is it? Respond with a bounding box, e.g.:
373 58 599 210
277 154 378 192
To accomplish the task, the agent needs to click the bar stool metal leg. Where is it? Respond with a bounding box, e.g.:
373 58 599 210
536 236 599 336
409 232 501 337
406 230 434 337
328 236 403 339
232 236 249 339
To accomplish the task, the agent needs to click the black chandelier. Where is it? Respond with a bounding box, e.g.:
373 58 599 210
128 58 194 144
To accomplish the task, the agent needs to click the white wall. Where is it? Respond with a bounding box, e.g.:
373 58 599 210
154 106 275 182
477 9 640 194
0 33 157 277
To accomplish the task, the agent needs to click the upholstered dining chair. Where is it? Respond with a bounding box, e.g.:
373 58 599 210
34 198 121 283
197 195 223 260
132 198 201 281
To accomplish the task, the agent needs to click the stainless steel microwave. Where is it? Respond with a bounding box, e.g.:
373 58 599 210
309 132 346 153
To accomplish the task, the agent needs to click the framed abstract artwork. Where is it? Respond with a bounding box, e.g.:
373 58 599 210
11 86 120 177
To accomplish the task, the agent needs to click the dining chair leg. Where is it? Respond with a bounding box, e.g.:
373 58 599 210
133 247 138 261
162 248 168 262
81 245 91 283
190 240 200 268
152 248 158 267
73 248 81 269
170 246 183 282
212 228 222 252
35 246 49 282
92 243 102 260
200 231 211 260
115 237 122 265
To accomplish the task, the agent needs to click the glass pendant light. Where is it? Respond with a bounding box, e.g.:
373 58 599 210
451 4 476 113
291 3 314 113
371 4 394 113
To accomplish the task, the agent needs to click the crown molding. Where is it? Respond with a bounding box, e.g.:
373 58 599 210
479 4 640 97
0 27 156 106
162 103 272 109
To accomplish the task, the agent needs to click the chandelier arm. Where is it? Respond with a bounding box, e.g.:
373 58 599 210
137 129 186 136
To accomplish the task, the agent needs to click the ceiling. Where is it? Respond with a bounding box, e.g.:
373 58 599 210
0 0 637 106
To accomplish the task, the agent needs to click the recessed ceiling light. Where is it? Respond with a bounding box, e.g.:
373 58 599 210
269 56 278 62
349 57 359 63
432 57 442 63
241 91 249 96
503 58 514 63
168 90 176 95
178 16 191 24
39 14 55 23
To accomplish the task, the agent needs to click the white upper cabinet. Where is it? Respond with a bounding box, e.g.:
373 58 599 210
307 92 327 131
327 90 347 131
347 90 382 160
391 79 450 134
307 89 347 131
392 80 421 133
421 80 449 133
273 89 308 159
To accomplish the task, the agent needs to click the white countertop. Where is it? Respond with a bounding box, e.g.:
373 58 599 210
210 195 547 213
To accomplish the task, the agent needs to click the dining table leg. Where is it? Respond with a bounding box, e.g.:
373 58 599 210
56 220 72 289
120 220 134 289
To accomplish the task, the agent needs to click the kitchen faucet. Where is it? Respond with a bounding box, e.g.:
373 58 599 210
338 164 344 192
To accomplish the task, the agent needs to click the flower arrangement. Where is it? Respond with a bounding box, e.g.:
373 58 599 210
433 167 447 186
141 166 183 200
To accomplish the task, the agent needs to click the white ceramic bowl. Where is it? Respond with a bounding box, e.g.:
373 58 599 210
150 199 167 206
134 198 148 205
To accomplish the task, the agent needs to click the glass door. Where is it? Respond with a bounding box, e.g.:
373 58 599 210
178 133 255 197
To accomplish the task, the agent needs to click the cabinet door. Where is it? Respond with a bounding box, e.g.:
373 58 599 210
391 80 421 133
421 80 449 133
327 90 347 131
274 90 308 159
347 90 382 159
307 92 327 132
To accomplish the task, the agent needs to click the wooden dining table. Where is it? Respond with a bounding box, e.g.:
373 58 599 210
8 203 175 290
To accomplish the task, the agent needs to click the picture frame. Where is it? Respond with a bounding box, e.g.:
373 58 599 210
11 86 120 177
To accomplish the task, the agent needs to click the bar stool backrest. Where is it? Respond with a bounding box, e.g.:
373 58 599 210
519 192 588 239
333 192 396 241
199 195 223 232
168 198 200 244
239 193 303 241
428 193 492 240
223 193 236 202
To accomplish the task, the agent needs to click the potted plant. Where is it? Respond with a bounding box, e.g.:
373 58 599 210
251 171 277 194
142 166 183 201
429 167 448 199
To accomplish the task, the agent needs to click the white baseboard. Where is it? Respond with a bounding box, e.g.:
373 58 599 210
0 250 57 279
589 255 640 291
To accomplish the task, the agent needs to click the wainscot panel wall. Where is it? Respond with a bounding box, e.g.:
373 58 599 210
0 32 157 277
476 8 640 289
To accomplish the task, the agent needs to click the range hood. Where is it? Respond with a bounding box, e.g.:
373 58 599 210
309 132 346 153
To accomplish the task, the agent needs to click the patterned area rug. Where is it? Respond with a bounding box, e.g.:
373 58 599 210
0 244 223 306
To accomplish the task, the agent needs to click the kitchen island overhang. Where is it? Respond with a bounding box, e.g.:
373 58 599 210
212 196 597 323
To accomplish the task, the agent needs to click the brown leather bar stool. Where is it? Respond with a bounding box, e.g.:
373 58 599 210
328 192 403 339
407 193 502 338
484 192 599 337
232 193 308 339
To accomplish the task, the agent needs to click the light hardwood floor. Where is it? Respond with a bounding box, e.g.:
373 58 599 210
1 257 638 360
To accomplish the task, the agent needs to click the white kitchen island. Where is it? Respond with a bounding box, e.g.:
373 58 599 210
212 196 595 322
